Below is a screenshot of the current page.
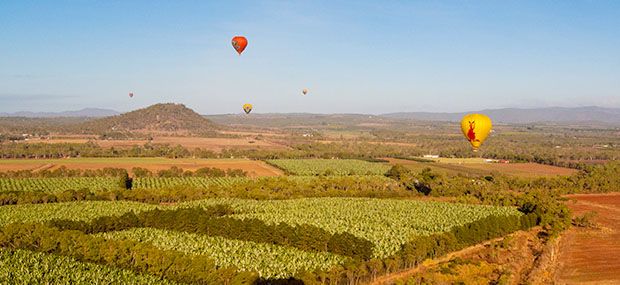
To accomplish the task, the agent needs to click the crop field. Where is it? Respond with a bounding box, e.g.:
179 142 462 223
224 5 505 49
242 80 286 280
0 158 283 177
266 159 391 176
99 228 346 279
0 201 158 226
0 249 177 284
132 177 248 189
0 177 122 193
183 198 522 258
0 198 521 265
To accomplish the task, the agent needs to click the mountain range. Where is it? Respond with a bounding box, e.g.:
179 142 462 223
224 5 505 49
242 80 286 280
3 106 620 125
383 106 620 124
0 108 119 118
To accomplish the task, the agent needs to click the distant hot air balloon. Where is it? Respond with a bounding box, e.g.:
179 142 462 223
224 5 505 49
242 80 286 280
460 114 492 151
231 36 248 55
129 92 134 98
302 88 308 95
243 103 253 114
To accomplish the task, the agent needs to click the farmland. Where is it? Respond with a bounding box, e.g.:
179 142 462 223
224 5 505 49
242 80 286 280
0 249 177 284
0 177 123 193
0 157 283 177
0 197 526 281
100 228 347 279
556 193 620 284
385 158 578 178
267 159 391 176
14 136 288 152
133 177 247 189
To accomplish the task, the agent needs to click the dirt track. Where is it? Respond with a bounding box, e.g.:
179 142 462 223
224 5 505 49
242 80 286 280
556 193 620 284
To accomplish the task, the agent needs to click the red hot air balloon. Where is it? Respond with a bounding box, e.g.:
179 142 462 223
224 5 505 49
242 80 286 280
231 36 248 55
129 92 134 98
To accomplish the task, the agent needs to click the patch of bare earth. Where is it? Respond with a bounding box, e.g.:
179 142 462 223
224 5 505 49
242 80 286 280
371 228 548 285
554 193 620 284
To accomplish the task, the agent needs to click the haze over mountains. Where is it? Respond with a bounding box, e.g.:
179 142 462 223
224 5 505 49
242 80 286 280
0 108 119 118
3 106 620 125
383 106 620 124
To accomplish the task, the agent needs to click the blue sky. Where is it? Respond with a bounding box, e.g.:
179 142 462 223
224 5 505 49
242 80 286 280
1 1 619 114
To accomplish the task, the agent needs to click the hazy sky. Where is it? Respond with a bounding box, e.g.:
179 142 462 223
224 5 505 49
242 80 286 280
1 1 619 114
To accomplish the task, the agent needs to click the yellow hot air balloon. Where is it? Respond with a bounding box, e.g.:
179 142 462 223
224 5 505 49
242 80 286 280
460 114 492 151
242 103 253 114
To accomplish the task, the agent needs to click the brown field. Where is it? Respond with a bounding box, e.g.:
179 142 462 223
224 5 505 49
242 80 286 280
18 136 288 152
0 158 283 177
556 193 620 284
386 158 578 177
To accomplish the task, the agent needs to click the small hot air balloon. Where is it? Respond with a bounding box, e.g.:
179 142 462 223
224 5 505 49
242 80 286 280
460 114 492 151
242 103 253 114
231 36 248 55
128 92 134 98
302 88 308 95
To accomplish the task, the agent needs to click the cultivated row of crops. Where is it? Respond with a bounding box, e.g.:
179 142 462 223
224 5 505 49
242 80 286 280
132 177 247 189
266 159 391 176
100 228 347 279
0 201 158 226
0 249 176 284
0 177 122 193
183 198 522 258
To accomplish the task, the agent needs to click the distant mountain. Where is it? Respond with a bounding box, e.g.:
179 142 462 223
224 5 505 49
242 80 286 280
383 107 620 124
76 103 218 134
0 108 119 118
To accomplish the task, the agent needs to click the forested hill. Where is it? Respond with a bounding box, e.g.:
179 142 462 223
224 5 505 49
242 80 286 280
75 103 219 134
383 106 620 124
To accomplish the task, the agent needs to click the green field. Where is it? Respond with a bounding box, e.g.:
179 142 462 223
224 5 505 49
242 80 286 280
132 177 247 189
183 198 522 258
0 249 176 285
100 228 346 279
0 197 521 260
0 201 158 225
266 159 391 176
0 177 123 193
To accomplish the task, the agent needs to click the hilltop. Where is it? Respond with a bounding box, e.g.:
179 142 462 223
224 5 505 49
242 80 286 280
76 103 218 135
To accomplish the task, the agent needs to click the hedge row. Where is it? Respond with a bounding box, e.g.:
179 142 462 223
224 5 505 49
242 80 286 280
46 206 374 260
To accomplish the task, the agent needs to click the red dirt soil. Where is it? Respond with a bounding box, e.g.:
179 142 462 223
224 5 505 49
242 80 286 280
556 193 620 284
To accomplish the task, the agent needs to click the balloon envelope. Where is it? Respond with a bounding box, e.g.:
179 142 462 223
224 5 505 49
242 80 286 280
129 92 134 98
231 36 248 55
302 88 308 95
242 103 253 114
460 114 492 151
